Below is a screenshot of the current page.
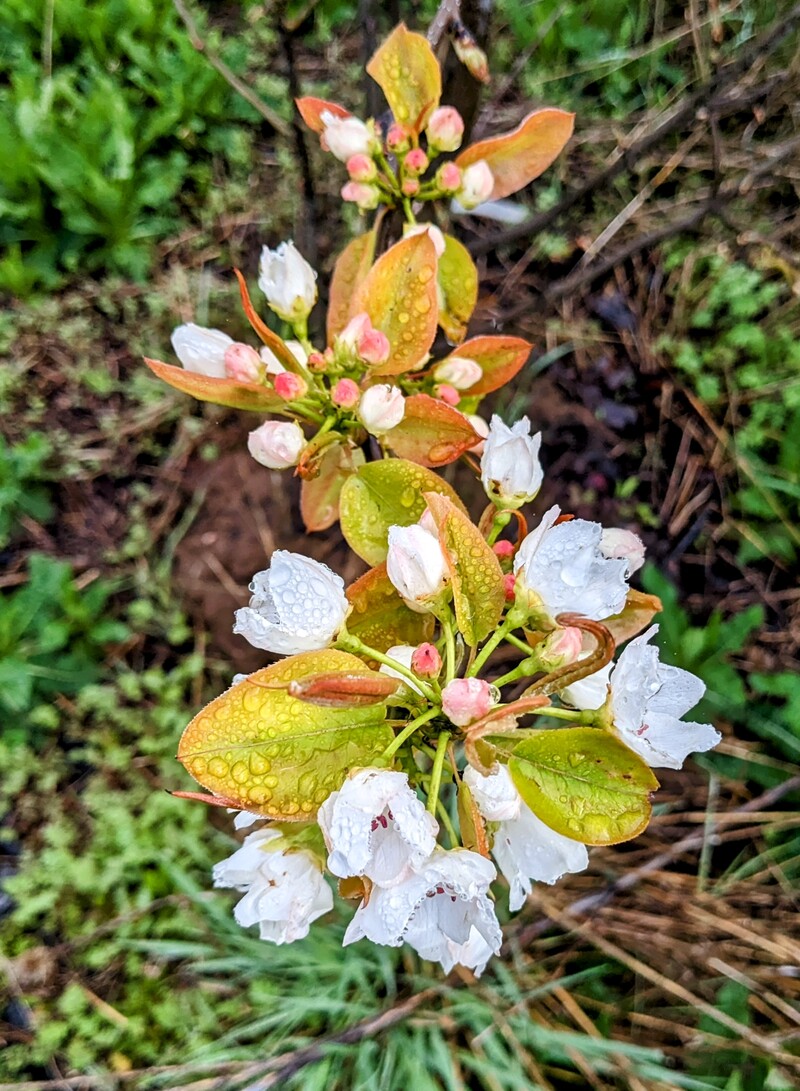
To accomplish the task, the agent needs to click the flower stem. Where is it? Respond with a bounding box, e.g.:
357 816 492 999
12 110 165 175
440 613 457 684
427 731 450 815
486 510 512 546
436 798 459 848
381 707 439 760
468 615 518 678
336 634 437 702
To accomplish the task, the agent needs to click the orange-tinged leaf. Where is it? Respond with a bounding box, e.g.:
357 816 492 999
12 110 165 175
424 492 505 646
353 234 439 375
346 562 435 654
384 394 478 466
437 335 532 396
456 108 575 200
300 443 364 532
366 23 441 133
295 96 350 133
604 590 663 646
457 780 490 857
327 229 378 343
143 358 285 413
233 269 304 373
437 234 478 344
287 670 400 707
178 649 393 820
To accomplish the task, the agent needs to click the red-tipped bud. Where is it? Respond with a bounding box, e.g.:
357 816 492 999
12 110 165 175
503 573 517 602
452 32 490 84
386 123 411 154
224 342 265 384
331 378 360 408
411 643 442 678
274 371 308 401
435 383 460 406
403 148 429 176
437 162 462 193
358 328 390 367
493 540 514 559
307 351 328 372
341 181 381 211
401 178 420 197
346 153 377 183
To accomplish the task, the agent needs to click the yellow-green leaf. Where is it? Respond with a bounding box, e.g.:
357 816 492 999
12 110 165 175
437 234 478 344
327 229 378 343
339 459 466 566
178 650 393 820
383 394 478 466
346 562 435 654
456 108 575 201
352 234 438 376
423 491 505 646
509 728 659 846
366 23 441 132
143 358 285 413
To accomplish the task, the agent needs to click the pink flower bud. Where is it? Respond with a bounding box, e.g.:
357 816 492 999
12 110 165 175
599 528 646 574
274 372 308 401
358 328 391 367
426 106 465 152
493 540 514 559
346 153 377 182
224 342 265 383
332 378 360 408
307 351 328 372
457 160 494 209
247 421 305 470
341 181 381 211
538 627 583 671
437 162 462 193
386 123 411 154
433 357 483 391
401 178 420 197
411 643 442 678
441 678 493 728
403 148 429 176
358 384 405 434
436 384 461 406
503 573 517 602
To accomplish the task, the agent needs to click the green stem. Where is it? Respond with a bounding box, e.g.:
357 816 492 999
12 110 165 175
401 197 417 225
381 707 439 760
440 613 457 684
436 798 459 848
468 616 517 678
492 661 538 690
505 631 534 655
486 510 512 546
427 731 450 815
336 634 437 703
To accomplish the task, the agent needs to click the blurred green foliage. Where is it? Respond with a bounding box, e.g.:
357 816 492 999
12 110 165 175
0 0 268 294
0 433 54 547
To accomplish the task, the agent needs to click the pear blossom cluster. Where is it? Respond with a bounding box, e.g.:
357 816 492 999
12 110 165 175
156 21 724 981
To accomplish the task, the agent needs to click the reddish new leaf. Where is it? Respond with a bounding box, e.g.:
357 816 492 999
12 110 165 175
366 23 441 133
383 394 478 466
288 671 400 707
143 358 285 412
456 108 575 201
327 229 378 343
437 335 532 396
295 96 350 133
234 269 304 373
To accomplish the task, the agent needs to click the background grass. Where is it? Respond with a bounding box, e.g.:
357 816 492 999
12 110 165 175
1 1 799 1088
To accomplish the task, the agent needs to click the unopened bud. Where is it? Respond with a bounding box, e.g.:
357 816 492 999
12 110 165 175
442 677 493 727
247 421 305 470
307 351 328 372
467 414 489 455
341 181 381 211
332 378 360 408
458 160 494 209
433 357 482 391
599 528 645 574
386 123 411 154
224 342 265 383
538 627 583 671
401 178 420 197
274 372 308 401
436 383 461 406
411 643 442 678
346 153 377 183
358 384 405 434
426 106 465 152
358 328 390 366
493 540 514 560
321 111 377 161
503 573 517 602
403 148 429 176
452 29 490 84
437 162 462 193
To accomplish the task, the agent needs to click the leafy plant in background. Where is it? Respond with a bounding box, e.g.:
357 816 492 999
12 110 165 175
0 0 268 294
0 433 54 548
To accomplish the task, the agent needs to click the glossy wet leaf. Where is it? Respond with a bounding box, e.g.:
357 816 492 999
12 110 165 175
424 491 505 646
288 670 400 707
456 108 575 201
327 228 378 343
352 234 438 376
339 459 466 565
384 394 478 466
604 590 663 646
438 335 532 396
295 96 350 132
143 358 285 413
346 562 435 654
300 443 364 533
366 23 441 133
437 233 478 344
509 728 659 846
178 649 393 820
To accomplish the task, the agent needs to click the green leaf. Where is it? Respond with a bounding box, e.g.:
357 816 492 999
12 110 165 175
509 728 659 845
339 459 466 566
423 492 505 646
437 234 478 344
178 649 393 820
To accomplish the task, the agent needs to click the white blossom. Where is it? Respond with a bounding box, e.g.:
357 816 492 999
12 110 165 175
464 765 588 910
343 848 502 976
321 111 376 161
171 323 233 378
258 241 318 323
247 420 305 470
480 415 544 506
433 357 483 391
213 828 332 944
560 660 612 710
358 385 405 434
457 161 495 210
259 339 308 376
602 626 720 769
318 769 437 886
233 551 348 655
514 505 630 622
386 523 448 609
